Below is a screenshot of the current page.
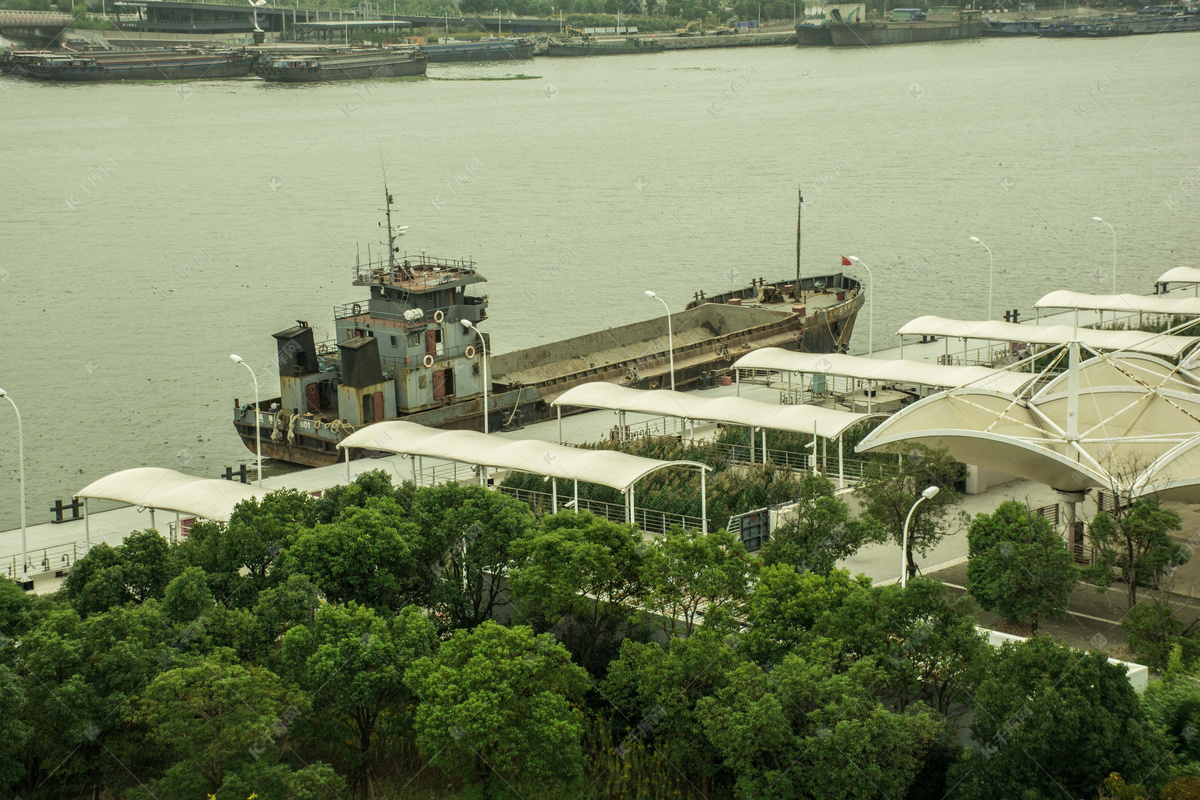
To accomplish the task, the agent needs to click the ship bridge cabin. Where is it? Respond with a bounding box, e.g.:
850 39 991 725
273 255 490 427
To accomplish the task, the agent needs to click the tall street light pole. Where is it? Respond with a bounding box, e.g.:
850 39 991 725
0 389 26 580
462 319 489 433
229 355 263 486
969 237 993 320
1092 216 1116 294
644 291 675 391
901 485 939 587
847 256 873 355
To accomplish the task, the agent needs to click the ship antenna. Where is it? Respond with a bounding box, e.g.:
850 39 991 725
795 190 803 299
384 181 397 270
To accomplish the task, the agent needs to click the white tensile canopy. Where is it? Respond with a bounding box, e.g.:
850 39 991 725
77 467 267 525
731 348 1036 395
1034 290 1200 317
552 381 873 439
339 420 711 527
1159 267 1200 286
857 347 1200 501
897 315 1200 360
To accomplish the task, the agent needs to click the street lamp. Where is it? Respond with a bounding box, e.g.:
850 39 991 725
229 355 263 486
968 237 993 320
901 485 939 587
1092 216 1116 294
0 389 26 580
846 256 873 356
461 319 489 434
644 291 675 391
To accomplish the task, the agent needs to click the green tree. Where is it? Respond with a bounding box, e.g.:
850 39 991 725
642 525 752 639
760 472 875 574
0 665 29 793
62 529 178 616
314 468 413 524
412 482 536 629
286 496 431 610
740 564 869 665
283 603 437 800
162 565 214 623
226 488 317 579
1086 499 1188 609
406 621 589 799
602 629 743 796
697 647 942 800
509 511 648 672
949 636 1172 800
254 572 322 658
966 501 1079 634
854 443 965 582
1141 647 1200 767
1121 600 1200 671
129 650 340 798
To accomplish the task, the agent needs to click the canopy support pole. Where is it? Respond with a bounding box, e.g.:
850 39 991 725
345 446 351 483
411 455 417 485
900 336 904 359
700 467 707 533
867 380 873 415
174 512 180 546
574 478 578 511
813 420 818 475
838 434 844 488
750 427 755 463
736 368 741 396
822 434 827 473
552 478 558 514
963 337 968 366
83 498 90 549
761 429 767 464
631 484 636 529
149 508 156 531
557 406 562 445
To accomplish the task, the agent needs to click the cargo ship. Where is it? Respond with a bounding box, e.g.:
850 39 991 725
253 48 426 81
232 191 865 467
421 37 534 62
794 23 835 44
829 6 984 46
546 37 665 55
21 47 253 81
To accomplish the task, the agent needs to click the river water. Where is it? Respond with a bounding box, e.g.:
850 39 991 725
1 35 1198 529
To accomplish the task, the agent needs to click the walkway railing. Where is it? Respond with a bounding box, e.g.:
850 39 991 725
496 485 704 533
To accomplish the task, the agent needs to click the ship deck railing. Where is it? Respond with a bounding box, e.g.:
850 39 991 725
332 300 485 328
353 255 477 287
316 339 480 370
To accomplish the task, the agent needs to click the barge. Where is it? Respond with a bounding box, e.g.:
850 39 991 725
421 38 534 62
232 192 864 467
545 37 665 55
22 48 253 80
829 6 984 46
253 48 426 81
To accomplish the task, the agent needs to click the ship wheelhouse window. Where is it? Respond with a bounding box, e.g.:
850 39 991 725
390 335 397 347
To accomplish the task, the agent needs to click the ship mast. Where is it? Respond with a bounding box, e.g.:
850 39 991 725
381 180 412 279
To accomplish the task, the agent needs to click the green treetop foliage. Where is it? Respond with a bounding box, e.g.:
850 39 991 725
697 644 943 800
760 471 877 574
740 564 870 665
854 442 966 582
0 665 28 790
411 482 536 630
966 500 1080 634
601 628 744 797
1121 599 1200 672
641 524 753 639
128 649 343 799
62 529 178 616
283 495 432 611
283 603 437 800
949 635 1173 800
1086 498 1188 609
406 621 590 799
509 510 649 673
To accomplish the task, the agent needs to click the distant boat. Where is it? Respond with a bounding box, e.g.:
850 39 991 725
981 19 1042 36
421 38 534 62
546 37 664 56
829 6 985 46
254 48 426 82
22 48 254 81
794 23 834 45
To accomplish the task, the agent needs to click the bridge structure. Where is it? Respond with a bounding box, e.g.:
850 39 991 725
0 10 73 40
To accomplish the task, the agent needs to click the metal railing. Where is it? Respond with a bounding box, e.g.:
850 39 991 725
496 485 704 533
704 440 895 483
4 540 85 580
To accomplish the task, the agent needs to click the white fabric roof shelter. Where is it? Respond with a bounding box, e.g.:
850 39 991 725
731 348 1037 396
552 382 874 439
76 468 267 544
552 382 880 488
857 346 1200 502
1034 290 1200 317
897 315 1200 360
339 420 711 528
1159 267 1200 286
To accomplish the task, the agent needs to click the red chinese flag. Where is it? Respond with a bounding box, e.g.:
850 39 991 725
841 256 851 267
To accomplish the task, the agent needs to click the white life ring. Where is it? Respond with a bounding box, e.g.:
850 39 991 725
434 310 445 323
423 354 434 368
465 345 476 359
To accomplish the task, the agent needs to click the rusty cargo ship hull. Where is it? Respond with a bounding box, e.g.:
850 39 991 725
233 273 862 467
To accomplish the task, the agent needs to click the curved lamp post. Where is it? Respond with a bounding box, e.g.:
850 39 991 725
229 355 262 486
645 290 675 391
901 485 940 587
968 236 993 320
462 319 489 434
1092 216 1116 294
0 389 26 579
846 256 873 355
